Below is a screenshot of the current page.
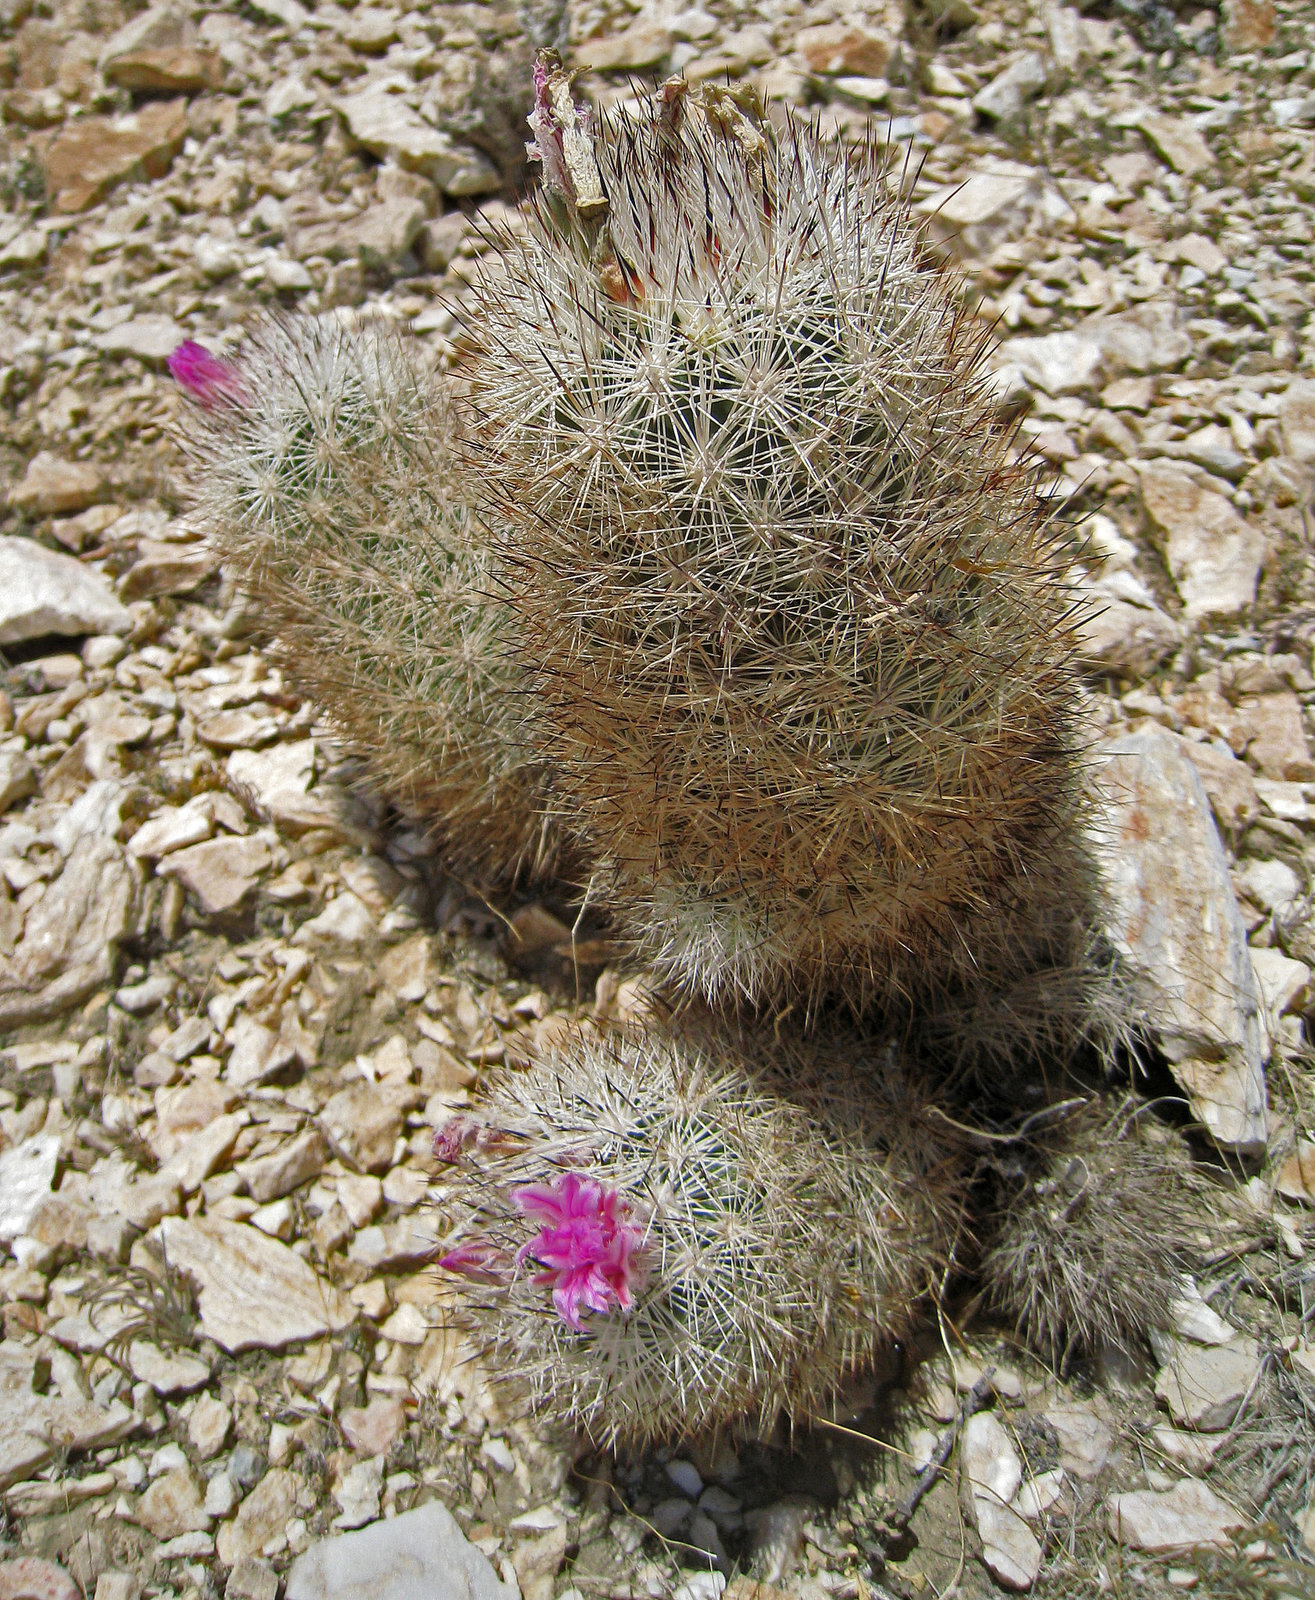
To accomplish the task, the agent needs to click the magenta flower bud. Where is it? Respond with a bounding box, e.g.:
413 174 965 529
439 1241 510 1285
167 340 248 409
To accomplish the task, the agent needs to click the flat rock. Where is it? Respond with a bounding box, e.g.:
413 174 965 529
972 51 1047 121
101 1 222 92
293 892 376 950
334 90 500 195
320 1078 421 1173
127 1338 211 1394
1276 1139 1315 1203
1041 1403 1113 1481
576 23 673 69
1175 736 1260 836
920 160 1073 262
0 835 139 1028
1154 1337 1262 1431
7 453 107 517
43 98 187 213
159 1215 352 1351
158 833 274 914
339 1398 405 1459
238 1127 328 1202
0 1342 135 1490
0 751 37 814
1139 466 1266 619
0 1132 60 1242
1140 114 1215 177
994 328 1104 397
285 1499 515 1600
332 1455 383 1529
1096 730 1267 1154
1107 1478 1244 1553
216 1468 302 1566
118 539 219 598
93 315 188 365
793 22 895 76
961 1413 1042 1590
138 1465 209 1540
0 1561 80 1600
1278 378 1315 468
1076 580 1180 679
0 536 130 646
198 708 281 750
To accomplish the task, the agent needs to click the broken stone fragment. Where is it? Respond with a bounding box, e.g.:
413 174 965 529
0 534 131 646
1096 729 1267 1155
43 98 188 213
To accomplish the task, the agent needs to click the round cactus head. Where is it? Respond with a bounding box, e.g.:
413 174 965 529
432 1016 970 1446
462 71 1106 1050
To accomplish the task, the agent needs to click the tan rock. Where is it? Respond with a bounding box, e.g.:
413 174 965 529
1239 691 1315 780
188 1394 232 1459
1276 1140 1315 1203
320 1078 422 1173
794 22 894 76
340 1397 406 1458
576 24 673 70
1220 0 1275 50
159 1215 353 1351
1107 1478 1244 1553
7 453 106 515
1141 465 1266 620
1155 1337 1262 1431
1278 379 1315 469
158 833 274 914
1097 730 1266 1153
1174 736 1260 836
137 1465 209 1540
239 1127 328 1203
44 98 188 213
216 1468 300 1565
1140 114 1215 178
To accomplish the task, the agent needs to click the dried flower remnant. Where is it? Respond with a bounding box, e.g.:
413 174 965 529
513 1171 647 1329
167 340 248 409
524 49 607 218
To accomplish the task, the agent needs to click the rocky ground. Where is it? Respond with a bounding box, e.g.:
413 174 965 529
2 0 1315 1596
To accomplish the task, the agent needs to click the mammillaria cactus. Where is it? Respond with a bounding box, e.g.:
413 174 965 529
435 1016 971 1445
171 319 559 883
980 1097 1207 1370
465 66 1106 1046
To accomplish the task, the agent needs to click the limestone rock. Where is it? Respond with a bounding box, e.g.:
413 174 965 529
920 161 1073 262
334 90 500 195
332 1455 383 1529
239 1127 328 1203
1042 1403 1113 1480
138 1465 209 1540
0 751 37 814
286 1500 515 1600
158 1216 353 1351
1154 1337 1262 1431
576 24 673 70
0 1342 134 1490
793 22 895 77
1140 115 1215 178
0 1132 60 1243
961 1413 1041 1591
320 1078 421 1173
7 454 107 517
100 2 223 93
158 833 274 914
0 536 130 646
1097 730 1267 1154
1174 737 1260 836
216 1468 302 1566
0 835 139 1028
1278 379 1315 469
1107 1478 1244 1553
1140 465 1266 620
43 98 187 213
127 1339 212 1395
972 52 1047 121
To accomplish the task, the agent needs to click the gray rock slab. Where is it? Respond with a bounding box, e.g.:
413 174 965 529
0 1342 135 1490
0 536 131 646
1154 1337 1262 1431
1096 729 1267 1154
159 1215 353 1351
0 834 139 1028
286 1499 516 1600
1107 1478 1244 1554
0 1131 60 1242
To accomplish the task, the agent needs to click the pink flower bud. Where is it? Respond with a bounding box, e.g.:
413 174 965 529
167 341 248 409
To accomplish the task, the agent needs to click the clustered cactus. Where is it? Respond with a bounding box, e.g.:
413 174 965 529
173 61 1201 1445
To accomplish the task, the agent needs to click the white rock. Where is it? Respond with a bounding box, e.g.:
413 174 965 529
973 52 1047 120
159 1215 353 1351
0 1131 60 1242
961 1414 1040 1590
1107 1478 1244 1553
0 751 37 813
285 1500 516 1600
1012 1469 1064 1520
127 1339 211 1394
1140 465 1266 620
1278 379 1315 468
93 314 187 364
293 891 376 949
0 1341 135 1491
1250 948 1310 1047
993 329 1105 397
1166 1278 1237 1346
332 1455 384 1530
1154 1337 1262 1431
1096 730 1267 1155
128 804 213 859
1042 1402 1113 1480
0 834 139 1028
919 160 1073 261
334 90 500 195
1236 857 1301 914
0 536 131 646
378 1302 428 1344
158 832 274 914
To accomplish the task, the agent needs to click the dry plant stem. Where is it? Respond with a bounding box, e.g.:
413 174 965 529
879 1368 996 1551
465 83 1111 1060
176 316 560 883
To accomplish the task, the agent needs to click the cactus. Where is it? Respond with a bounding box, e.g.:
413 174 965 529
434 1014 970 1445
463 70 1105 1045
172 318 560 883
980 1097 1207 1370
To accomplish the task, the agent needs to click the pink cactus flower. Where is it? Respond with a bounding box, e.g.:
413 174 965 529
513 1172 646 1331
167 340 248 409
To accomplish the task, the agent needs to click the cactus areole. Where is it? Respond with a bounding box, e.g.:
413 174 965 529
467 63 1100 1031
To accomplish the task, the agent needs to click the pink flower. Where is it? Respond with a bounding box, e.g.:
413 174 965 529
513 1172 646 1331
167 341 248 409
